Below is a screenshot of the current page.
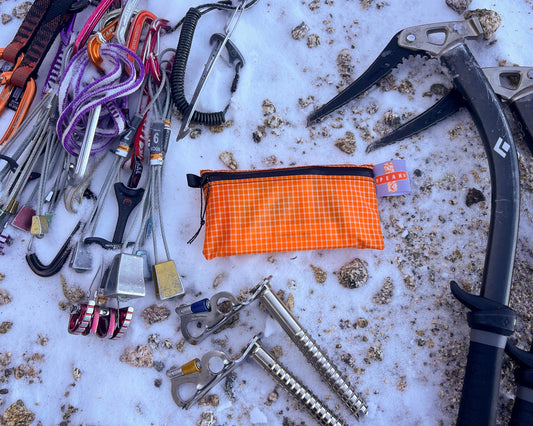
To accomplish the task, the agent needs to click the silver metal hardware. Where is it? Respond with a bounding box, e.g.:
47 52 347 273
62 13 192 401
176 0 250 140
482 67 533 101
177 286 263 344
257 281 367 417
115 0 140 45
69 240 93 272
167 334 348 425
73 104 101 180
99 253 146 301
397 17 483 56
177 277 367 417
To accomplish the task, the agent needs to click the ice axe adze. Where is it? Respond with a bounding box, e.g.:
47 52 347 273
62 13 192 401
308 18 520 425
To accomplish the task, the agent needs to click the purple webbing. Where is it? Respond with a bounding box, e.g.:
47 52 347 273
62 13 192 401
42 16 76 96
57 43 145 156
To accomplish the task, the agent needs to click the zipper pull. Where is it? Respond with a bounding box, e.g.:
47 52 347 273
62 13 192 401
186 173 202 188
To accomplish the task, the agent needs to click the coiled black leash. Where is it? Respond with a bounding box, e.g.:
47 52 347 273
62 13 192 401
170 1 257 134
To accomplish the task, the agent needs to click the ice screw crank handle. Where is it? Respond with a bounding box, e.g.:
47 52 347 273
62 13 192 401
258 283 367 417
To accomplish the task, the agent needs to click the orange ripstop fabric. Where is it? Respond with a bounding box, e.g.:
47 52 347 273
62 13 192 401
196 165 384 259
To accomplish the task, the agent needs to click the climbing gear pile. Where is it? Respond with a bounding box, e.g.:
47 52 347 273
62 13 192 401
0 1 531 425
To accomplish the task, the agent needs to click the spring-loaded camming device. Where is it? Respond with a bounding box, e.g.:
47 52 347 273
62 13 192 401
177 277 367 418
68 266 135 339
167 334 348 426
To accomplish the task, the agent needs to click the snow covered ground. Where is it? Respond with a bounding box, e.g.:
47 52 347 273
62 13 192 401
1 0 532 425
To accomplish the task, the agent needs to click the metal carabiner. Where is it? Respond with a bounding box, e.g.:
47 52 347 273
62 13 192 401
115 0 140 45
87 18 120 71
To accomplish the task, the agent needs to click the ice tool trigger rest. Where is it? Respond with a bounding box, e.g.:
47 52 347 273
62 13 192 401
210 33 245 73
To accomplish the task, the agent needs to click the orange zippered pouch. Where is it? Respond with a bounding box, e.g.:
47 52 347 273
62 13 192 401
187 164 384 259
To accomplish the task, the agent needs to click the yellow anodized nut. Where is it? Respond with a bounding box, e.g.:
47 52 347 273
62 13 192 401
30 215 48 236
153 260 185 300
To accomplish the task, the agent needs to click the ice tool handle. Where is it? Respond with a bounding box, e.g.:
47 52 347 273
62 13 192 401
506 340 533 425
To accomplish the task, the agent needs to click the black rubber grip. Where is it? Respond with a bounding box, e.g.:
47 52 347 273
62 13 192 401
510 392 533 426
169 8 226 126
456 341 504 425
